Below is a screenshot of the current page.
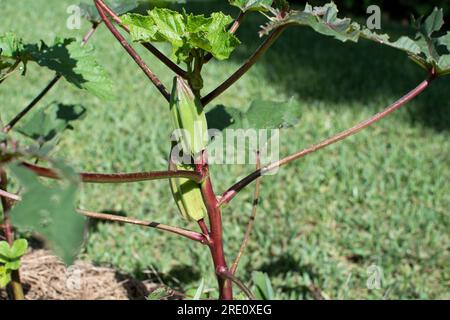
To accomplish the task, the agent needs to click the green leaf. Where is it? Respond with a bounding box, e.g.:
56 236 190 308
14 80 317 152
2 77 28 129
271 3 361 42
17 102 86 145
361 31 421 55
0 32 27 81
5 260 21 271
229 0 273 12
0 239 26 270
0 32 24 58
206 99 301 131
422 7 444 37
10 239 28 259
206 100 301 153
123 9 187 62
0 241 11 260
197 12 241 61
260 3 450 76
9 164 85 265
0 266 12 288
26 38 115 99
192 278 205 300
438 32 450 51
123 8 240 63
252 271 274 300
122 13 161 43
146 287 169 300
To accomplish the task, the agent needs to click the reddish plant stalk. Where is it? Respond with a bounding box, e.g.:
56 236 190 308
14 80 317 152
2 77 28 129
0 191 207 244
0 170 24 300
78 210 208 244
217 269 255 300
219 72 436 206
201 26 286 106
21 162 203 184
94 1 170 101
230 151 261 275
200 167 233 300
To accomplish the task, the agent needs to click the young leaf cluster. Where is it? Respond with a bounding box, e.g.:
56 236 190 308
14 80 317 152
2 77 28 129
0 239 28 288
122 8 241 64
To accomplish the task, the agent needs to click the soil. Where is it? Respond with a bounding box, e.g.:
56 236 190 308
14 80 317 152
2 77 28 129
0 249 165 300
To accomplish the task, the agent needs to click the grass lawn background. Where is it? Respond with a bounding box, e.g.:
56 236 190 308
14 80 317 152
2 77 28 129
1 0 449 299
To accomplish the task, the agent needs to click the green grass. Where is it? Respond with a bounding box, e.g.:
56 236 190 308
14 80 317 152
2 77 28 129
1 0 449 299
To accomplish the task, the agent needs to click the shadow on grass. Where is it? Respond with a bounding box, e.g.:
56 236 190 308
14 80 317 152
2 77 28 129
256 253 323 299
177 1 450 131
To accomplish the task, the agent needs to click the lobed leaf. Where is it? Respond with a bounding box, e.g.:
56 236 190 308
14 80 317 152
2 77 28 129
123 8 240 63
17 102 86 145
0 32 27 81
9 164 85 265
206 99 301 152
0 33 114 98
206 99 301 132
229 0 273 12
0 239 28 271
26 39 115 99
260 3 450 76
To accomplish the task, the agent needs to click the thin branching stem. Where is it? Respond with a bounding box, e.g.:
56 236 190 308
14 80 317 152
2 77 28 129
201 26 286 106
0 60 22 84
94 0 170 101
3 23 99 133
21 162 203 184
219 72 436 206
3 75 61 133
230 151 261 275
78 210 208 244
0 170 24 300
95 0 187 78
0 190 207 244
217 269 255 300
0 188 21 202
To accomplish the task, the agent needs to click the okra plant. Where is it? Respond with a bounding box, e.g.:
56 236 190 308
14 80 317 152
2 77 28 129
1 0 449 300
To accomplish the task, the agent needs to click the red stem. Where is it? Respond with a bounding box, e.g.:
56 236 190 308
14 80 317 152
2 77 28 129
219 72 436 206
0 191 207 244
230 151 261 275
0 170 24 300
21 162 203 184
0 170 14 244
94 0 170 101
78 210 208 244
200 165 233 300
201 26 286 106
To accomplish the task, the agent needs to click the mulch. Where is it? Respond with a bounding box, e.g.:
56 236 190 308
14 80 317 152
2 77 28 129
0 249 165 300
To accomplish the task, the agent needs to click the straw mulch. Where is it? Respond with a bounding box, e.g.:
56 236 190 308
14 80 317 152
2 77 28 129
0 249 162 300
